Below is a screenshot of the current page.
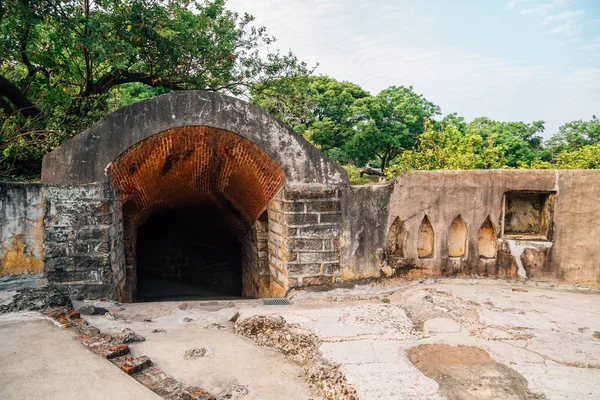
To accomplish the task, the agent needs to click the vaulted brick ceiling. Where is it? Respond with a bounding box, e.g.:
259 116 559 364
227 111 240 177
108 126 285 237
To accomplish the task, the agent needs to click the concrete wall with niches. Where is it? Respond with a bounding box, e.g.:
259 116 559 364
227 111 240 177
340 169 600 288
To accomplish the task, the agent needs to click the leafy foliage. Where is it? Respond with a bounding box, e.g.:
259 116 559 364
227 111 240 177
466 118 549 168
253 76 599 182
553 144 600 169
253 77 440 170
343 165 374 185
252 75 369 164
546 115 600 153
346 86 441 170
385 121 507 177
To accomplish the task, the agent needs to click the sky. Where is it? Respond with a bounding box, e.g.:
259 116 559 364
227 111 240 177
227 0 600 138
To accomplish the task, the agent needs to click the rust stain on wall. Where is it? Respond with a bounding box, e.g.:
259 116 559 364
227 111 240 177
1 232 44 276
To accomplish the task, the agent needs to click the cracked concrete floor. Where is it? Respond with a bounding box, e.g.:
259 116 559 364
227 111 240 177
1 278 599 400
238 279 600 400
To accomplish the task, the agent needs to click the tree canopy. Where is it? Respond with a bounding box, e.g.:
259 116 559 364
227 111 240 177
252 77 440 169
385 121 507 176
0 0 309 179
252 74 599 183
252 75 370 164
346 86 441 170
466 118 549 168
546 115 599 153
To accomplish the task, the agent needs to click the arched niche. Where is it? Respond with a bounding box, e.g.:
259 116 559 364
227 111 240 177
478 217 498 259
417 216 434 259
387 217 406 258
448 215 467 257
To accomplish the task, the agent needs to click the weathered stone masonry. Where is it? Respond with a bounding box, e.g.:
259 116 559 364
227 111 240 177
284 187 343 289
36 91 349 300
0 183 45 288
43 184 124 299
345 169 600 288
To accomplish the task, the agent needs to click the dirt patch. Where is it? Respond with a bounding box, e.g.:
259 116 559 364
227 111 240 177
184 348 208 359
407 344 545 400
235 315 357 400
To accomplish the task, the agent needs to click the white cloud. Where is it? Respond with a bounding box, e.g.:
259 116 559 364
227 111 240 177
562 67 600 100
508 0 588 38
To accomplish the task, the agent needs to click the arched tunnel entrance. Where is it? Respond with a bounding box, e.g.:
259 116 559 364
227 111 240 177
136 207 243 301
41 90 349 302
108 126 285 302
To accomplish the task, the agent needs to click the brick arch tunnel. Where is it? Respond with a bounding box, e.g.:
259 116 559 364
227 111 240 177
108 126 285 301
41 90 348 302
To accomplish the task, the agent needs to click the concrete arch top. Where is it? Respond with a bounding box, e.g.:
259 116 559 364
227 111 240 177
41 90 348 186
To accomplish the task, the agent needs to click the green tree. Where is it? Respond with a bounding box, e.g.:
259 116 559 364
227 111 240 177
553 144 600 169
466 118 549 167
435 112 468 133
347 86 441 171
385 121 507 177
546 116 600 153
252 75 370 164
343 164 374 185
254 81 440 170
0 0 309 178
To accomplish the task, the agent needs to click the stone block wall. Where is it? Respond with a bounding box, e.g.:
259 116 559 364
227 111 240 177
3 169 600 300
241 184 345 296
241 224 259 297
43 183 118 298
241 215 270 298
266 189 288 296
108 190 126 299
339 184 394 281
282 185 343 289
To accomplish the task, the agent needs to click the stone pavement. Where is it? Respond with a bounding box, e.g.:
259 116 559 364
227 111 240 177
1 278 599 400
235 279 600 400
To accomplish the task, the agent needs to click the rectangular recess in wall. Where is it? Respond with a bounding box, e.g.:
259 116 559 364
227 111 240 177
502 191 555 240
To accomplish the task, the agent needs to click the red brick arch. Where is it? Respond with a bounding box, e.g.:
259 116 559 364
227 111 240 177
108 126 286 301
108 126 285 236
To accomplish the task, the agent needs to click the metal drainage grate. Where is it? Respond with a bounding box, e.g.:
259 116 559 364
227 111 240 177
262 298 292 306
